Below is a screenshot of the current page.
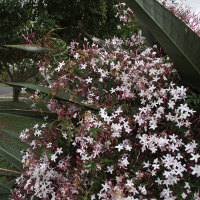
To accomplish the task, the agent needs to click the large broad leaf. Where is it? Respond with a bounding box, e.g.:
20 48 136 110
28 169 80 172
0 141 23 171
2 82 100 110
3 44 47 53
125 0 200 89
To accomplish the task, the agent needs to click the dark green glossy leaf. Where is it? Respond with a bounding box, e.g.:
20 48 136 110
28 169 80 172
125 0 200 89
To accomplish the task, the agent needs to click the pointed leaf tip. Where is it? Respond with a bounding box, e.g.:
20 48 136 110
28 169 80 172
3 44 47 53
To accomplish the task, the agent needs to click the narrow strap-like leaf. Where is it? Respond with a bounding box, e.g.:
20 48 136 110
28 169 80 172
0 109 57 120
0 182 11 200
3 44 47 53
0 182 10 194
2 129 20 140
0 194 10 200
2 82 100 110
0 141 23 171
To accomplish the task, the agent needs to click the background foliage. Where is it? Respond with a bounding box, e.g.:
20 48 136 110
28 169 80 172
43 0 120 41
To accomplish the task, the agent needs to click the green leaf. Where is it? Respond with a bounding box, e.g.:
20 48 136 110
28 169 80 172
1 129 28 148
2 129 20 140
45 151 51 161
0 109 57 120
185 91 200 105
7 179 17 188
67 129 72 144
92 128 97 139
98 83 103 94
3 44 47 53
125 0 200 89
2 82 100 111
0 182 10 194
0 194 10 200
0 141 23 171
0 182 12 200
47 37 68 57
99 158 112 164
73 67 86 78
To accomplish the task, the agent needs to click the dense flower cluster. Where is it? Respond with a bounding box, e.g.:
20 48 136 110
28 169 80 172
10 3 200 200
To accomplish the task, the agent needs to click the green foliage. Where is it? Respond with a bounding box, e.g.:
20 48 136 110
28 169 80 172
0 128 23 197
0 0 55 45
0 71 9 82
47 37 68 57
0 141 22 171
185 91 200 113
0 0 55 65
0 102 50 198
0 0 58 101
0 181 10 200
2 81 99 110
2 129 20 140
43 0 121 41
186 92 200 105
125 0 200 90
0 109 56 120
